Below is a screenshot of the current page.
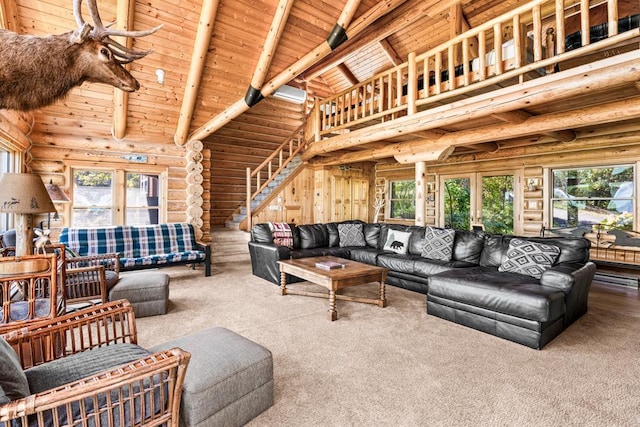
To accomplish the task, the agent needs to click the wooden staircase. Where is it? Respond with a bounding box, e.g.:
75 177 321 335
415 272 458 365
211 227 251 264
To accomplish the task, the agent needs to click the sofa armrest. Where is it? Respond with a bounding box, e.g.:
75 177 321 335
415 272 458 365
248 241 290 285
195 241 212 276
540 262 596 327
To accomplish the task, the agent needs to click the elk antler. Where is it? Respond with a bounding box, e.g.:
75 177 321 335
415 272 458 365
73 0 163 64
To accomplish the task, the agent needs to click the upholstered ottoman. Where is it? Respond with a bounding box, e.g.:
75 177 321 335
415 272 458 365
109 271 170 318
151 327 274 427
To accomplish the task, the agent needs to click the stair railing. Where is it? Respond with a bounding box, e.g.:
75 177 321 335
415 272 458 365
245 121 309 230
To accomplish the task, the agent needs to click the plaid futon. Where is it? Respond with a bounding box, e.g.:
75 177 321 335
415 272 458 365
59 223 209 273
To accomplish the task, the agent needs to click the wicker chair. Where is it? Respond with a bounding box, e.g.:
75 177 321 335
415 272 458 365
0 300 190 427
0 253 62 333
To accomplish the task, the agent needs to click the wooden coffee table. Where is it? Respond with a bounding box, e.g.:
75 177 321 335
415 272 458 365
278 256 387 321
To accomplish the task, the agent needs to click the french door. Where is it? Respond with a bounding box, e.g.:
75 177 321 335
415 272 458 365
439 171 520 234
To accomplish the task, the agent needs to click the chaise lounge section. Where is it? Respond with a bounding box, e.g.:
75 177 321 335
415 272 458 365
249 220 596 349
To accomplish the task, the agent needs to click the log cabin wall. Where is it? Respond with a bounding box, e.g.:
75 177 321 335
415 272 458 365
375 127 640 235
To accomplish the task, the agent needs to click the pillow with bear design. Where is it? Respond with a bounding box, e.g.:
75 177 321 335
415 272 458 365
382 230 411 254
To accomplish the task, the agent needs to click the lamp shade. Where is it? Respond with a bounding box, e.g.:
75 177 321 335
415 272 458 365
0 173 56 214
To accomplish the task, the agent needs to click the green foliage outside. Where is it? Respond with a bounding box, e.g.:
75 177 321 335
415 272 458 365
481 176 514 234
74 171 141 188
443 178 470 230
389 180 415 219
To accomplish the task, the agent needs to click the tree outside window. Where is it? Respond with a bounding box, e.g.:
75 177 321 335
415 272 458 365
388 180 415 220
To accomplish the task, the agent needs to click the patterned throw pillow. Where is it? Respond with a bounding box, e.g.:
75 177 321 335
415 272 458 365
0 337 30 402
421 227 455 261
338 223 366 247
382 230 411 254
498 239 561 279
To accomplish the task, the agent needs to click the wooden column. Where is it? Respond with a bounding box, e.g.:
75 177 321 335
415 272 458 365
415 161 427 226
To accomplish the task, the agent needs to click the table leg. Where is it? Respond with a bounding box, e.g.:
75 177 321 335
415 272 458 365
328 290 337 321
280 270 287 296
379 280 387 308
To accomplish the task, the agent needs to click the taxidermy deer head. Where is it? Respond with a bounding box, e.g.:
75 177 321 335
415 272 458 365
0 0 162 111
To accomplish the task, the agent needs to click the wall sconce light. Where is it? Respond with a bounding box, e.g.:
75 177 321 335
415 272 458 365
155 68 165 84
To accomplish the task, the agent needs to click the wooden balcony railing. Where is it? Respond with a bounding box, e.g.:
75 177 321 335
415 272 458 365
244 122 309 230
311 0 639 138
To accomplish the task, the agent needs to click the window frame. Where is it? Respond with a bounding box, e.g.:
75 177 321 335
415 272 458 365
386 179 416 220
68 162 167 227
549 163 636 231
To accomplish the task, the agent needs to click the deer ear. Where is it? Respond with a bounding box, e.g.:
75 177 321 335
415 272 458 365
69 23 93 44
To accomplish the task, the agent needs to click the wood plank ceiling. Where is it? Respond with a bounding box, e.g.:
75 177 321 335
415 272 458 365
3 0 639 226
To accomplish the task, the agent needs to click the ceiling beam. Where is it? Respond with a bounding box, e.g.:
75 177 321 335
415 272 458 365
316 96 640 165
303 53 640 160
303 0 458 81
378 38 403 65
338 63 359 85
112 0 135 140
188 0 407 143
173 0 221 146
493 109 576 142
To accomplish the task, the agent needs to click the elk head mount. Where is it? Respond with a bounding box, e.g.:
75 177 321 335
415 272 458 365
0 0 162 111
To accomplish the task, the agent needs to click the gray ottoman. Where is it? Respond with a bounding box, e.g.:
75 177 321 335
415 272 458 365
109 271 170 317
151 327 274 427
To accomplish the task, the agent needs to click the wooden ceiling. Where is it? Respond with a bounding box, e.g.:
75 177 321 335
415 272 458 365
2 0 639 164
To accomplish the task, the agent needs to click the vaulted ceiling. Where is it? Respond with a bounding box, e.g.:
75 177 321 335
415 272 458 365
1 0 639 163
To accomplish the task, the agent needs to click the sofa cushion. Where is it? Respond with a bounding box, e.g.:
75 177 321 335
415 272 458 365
251 223 273 243
349 247 383 265
422 227 455 261
452 230 486 264
326 223 340 247
429 267 566 322
363 223 381 248
298 224 328 249
382 230 411 254
412 256 476 278
377 254 415 274
338 223 366 247
498 239 561 279
120 251 206 269
0 337 30 402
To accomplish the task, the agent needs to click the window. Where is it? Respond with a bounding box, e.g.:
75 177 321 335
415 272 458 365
72 167 164 227
551 165 634 230
0 149 19 231
388 180 415 220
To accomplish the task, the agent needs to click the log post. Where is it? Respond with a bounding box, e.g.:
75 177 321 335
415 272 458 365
415 161 427 226
112 0 135 140
407 52 417 115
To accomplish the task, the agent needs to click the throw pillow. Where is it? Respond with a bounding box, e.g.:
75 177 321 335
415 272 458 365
383 230 411 254
338 223 366 247
0 337 30 401
498 239 561 279
421 227 455 261
268 222 294 249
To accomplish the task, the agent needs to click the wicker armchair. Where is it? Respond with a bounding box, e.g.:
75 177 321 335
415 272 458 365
0 300 190 427
0 253 62 333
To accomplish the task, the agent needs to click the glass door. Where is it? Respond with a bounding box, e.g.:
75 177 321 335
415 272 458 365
440 172 518 233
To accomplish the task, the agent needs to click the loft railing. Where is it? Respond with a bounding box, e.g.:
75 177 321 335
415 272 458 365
310 0 638 138
244 121 309 230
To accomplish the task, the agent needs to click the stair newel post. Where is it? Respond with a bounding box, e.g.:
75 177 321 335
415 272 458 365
314 98 321 142
246 167 252 231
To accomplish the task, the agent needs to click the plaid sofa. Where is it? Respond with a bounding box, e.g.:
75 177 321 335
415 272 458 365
59 223 211 276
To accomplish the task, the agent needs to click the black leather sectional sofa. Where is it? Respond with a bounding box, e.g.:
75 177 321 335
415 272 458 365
249 221 596 349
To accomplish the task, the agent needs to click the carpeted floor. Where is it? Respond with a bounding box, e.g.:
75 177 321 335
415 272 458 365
136 262 640 426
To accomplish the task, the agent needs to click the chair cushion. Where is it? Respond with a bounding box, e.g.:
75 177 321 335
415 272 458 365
105 270 120 290
0 337 30 402
25 343 151 394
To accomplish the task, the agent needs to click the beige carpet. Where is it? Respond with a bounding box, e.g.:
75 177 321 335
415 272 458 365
135 262 640 426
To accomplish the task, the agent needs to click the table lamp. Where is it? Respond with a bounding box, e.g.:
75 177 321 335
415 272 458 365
0 173 55 256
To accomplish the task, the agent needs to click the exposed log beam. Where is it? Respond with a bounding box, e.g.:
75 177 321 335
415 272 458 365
303 53 640 160
314 96 640 165
465 142 499 152
338 63 359 85
395 145 455 163
189 0 407 142
493 109 576 142
449 3 463 64
378 38 403 65
0 0 18 32
174 0 220 146
112 0 135 140
304 0 458 81
0 112 31 151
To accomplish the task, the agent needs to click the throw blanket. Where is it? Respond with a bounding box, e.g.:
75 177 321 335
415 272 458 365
268 222 293 249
